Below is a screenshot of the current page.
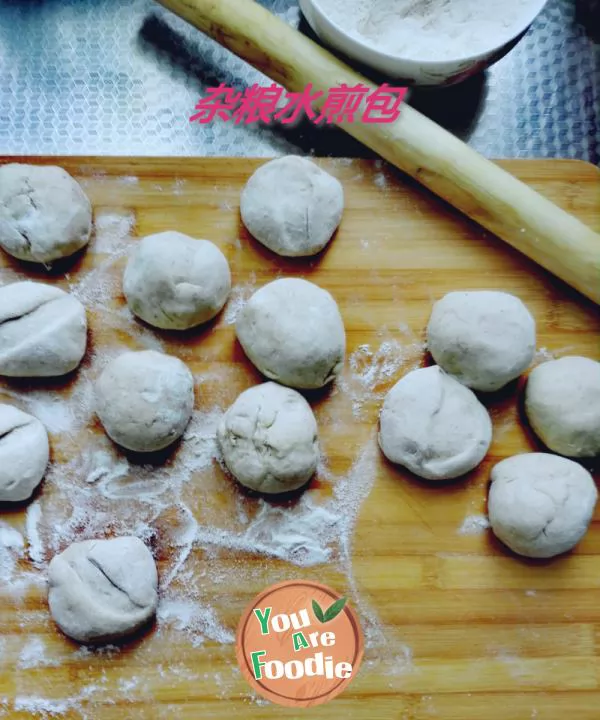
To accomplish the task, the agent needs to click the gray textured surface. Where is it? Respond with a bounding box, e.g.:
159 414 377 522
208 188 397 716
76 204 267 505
0 0 598 163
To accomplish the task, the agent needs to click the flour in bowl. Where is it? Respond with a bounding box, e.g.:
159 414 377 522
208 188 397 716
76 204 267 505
315 0 534 60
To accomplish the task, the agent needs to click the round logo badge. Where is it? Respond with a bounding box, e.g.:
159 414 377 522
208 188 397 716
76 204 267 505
236 580 364 708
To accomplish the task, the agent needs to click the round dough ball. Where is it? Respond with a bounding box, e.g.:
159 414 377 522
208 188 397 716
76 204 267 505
488 453 597 558
378 366 492 480
427 291 536 392
236 278 345 389
0 405 49 502
525 356 600 458
96 350 194 452
0 164 91 263
217 382 319 494
48 536 158 643
240 156 344 257
123 231 231 330
0 281 87 377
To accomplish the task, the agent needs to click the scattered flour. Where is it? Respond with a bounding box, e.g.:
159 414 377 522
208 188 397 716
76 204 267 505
157 598 235 647
12 684 109 718
341 338 425 417
18 638 58 670
0 189 421 715
316 0 534 61
117 678 139 694
68 211 134 310
26 502 44 566
172 178 186 195
532 346 555 366
116 176 139 187
457 513 490 535
374 172 387 189
13 696 74 717
0 523 25 586
222 276 257 325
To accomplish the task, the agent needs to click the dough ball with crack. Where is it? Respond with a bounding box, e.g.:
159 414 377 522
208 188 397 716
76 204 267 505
48 536 158 643
427 290 536 391
236 278 345 389
95 350 194 453
0 164 92 263
0 404 49 502
240 156 344 257
0 281 87 377
378 366 492 480
488 453 597 558
217 382 319 494
123 231 231 330
525 356 600 458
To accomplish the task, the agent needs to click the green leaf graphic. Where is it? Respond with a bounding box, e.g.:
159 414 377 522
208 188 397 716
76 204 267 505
323 597 348 622
312 599 325 623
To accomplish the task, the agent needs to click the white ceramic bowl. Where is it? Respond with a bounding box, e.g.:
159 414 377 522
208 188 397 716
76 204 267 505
299 0 548 86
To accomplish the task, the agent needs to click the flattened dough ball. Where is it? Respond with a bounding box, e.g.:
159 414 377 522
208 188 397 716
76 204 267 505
0 281 87 377
123 232 231 330
427 291 536 391
240 156 344 257
48 536 158 643
525 356 600 458
96 350 194 452
217 382 319 494
0 405 49 502
379 366 492 480
236 278 345 390
488 453 598 558
0 164 91 263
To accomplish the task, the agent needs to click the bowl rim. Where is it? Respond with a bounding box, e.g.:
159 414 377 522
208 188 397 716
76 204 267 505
303 0 549 67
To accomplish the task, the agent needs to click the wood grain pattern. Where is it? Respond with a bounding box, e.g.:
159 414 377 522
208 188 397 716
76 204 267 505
0 156 598 720
158 0 600 303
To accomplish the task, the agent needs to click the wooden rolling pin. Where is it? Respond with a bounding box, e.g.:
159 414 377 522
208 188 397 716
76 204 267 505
157 0 600 304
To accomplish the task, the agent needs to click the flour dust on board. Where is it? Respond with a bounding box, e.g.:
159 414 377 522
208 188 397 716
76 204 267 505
0 209 423 716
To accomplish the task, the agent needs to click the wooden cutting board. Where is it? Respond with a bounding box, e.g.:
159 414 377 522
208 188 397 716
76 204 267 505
0 157 598 720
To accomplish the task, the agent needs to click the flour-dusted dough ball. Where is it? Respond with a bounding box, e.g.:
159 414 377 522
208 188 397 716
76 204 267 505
236 278 345 389
0 405 49 502
427 291 536 392
0 281 87 377
525 356 600 458
0 164 91 263
240 156 344 257
123 232 231 330
217 382 319 494
48 536 158 643
488 453 598 558
379 366 492 480
95 350 194 452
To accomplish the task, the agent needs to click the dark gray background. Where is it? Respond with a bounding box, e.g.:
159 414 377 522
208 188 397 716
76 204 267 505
0 0 598 163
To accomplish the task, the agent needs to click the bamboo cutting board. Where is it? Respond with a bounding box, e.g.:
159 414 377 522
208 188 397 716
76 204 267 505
0 157 598 720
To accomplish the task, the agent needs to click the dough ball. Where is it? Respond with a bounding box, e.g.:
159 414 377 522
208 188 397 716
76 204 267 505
123 232 231 330
48 536 158 643
427 291 536 392
0 405 49 502
96 350 194 452
240 156 344 257
236 278 345 389
0 281 87 377
525 356 600 458
488 453 597 558
0 164 91 263
378 366 492 480
217 382 319 494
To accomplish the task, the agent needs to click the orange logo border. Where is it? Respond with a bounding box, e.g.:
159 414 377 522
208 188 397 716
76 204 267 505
236 580 364 708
